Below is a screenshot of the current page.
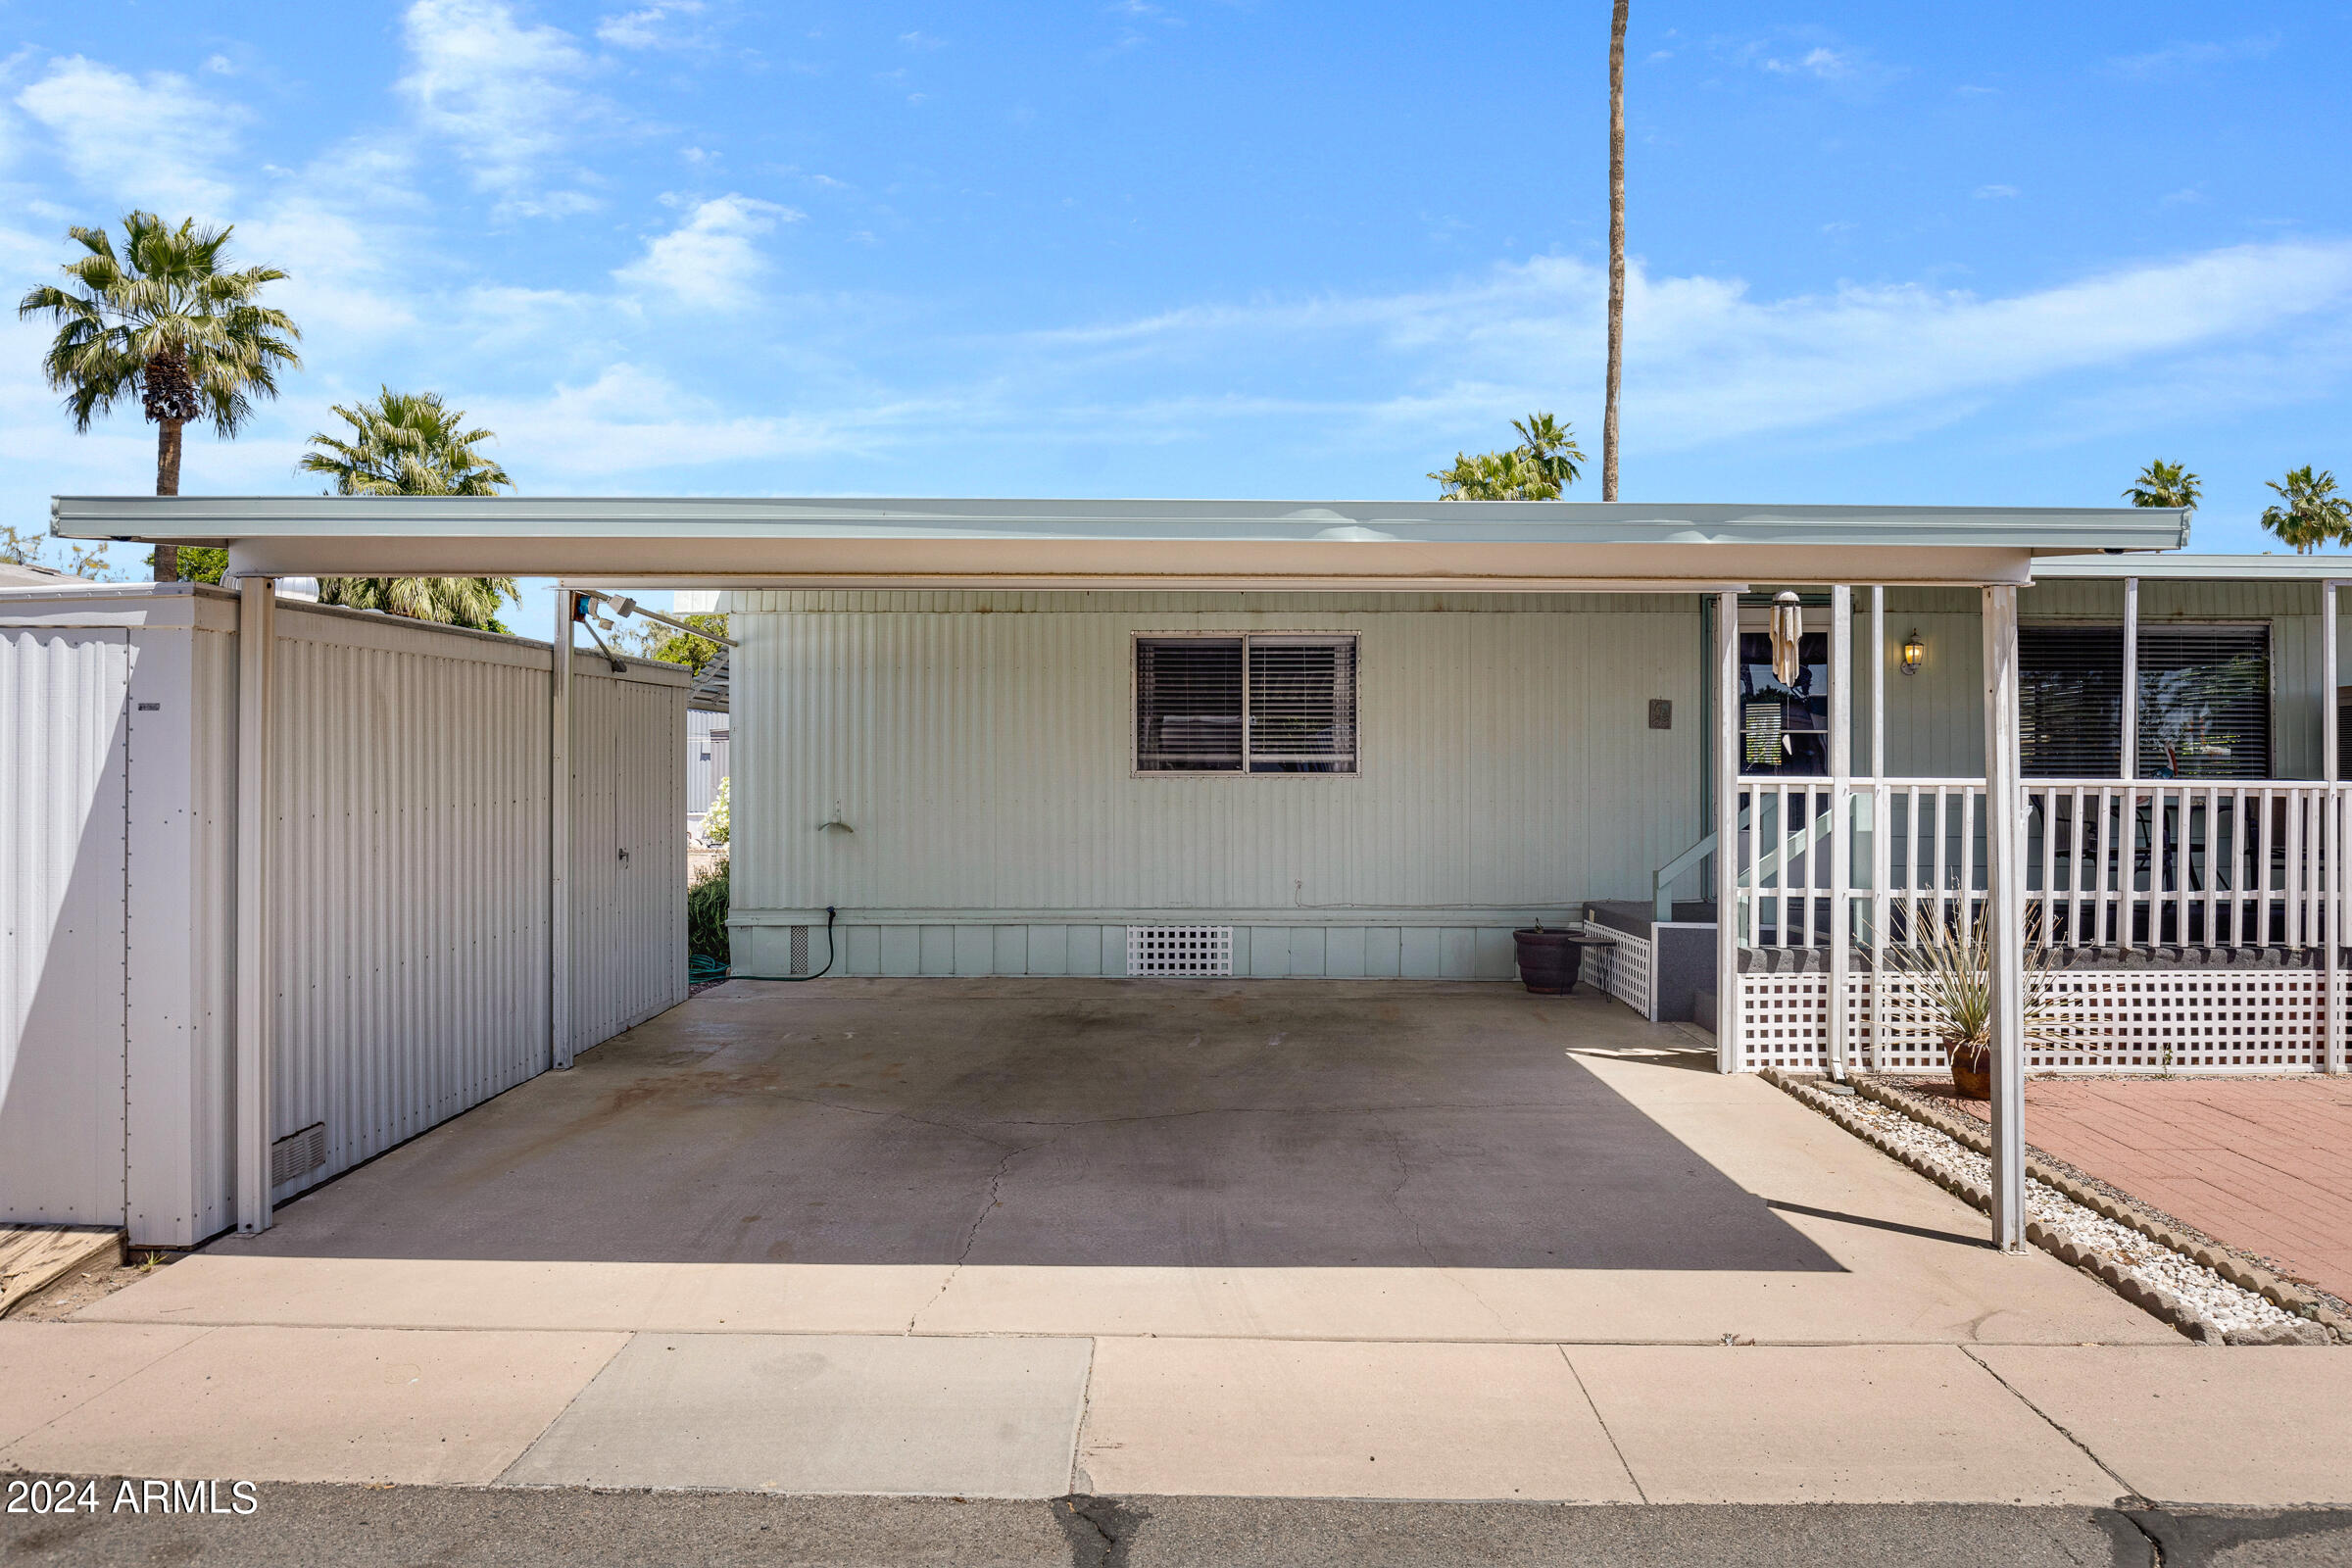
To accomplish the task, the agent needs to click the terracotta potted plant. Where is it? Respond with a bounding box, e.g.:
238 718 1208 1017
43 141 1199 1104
1891 907 2062 1100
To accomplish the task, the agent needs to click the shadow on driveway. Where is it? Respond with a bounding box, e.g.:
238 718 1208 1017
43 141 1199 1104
231 982 1841 1273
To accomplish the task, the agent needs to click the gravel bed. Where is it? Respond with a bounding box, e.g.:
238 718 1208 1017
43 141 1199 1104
1832 1095 2303 1338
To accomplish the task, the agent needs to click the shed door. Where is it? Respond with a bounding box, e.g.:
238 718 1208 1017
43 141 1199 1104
0 627 130 1225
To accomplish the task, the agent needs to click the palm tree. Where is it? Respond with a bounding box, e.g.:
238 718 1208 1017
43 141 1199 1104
299 387 513 497
1601 0 1629 502
2124 460 2200 510
18 213 301 581
1430 412 1587 500
2260 466 2352 555
300 388 519 632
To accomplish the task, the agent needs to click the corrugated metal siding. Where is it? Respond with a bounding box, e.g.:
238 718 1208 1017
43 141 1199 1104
728 590 1699 615
570 662 689 1053
730 598 1704 974
687 709 728 817
2 588 691 1242
1867 578 2344 780
266 618 555 1200
0 627 130 1225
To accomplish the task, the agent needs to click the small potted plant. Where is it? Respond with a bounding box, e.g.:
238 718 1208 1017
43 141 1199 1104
1889 907 2065 1099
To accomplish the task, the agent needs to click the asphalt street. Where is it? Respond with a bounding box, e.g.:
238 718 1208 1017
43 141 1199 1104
6 1484 2352 1568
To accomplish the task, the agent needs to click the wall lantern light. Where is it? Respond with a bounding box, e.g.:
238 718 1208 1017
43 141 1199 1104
1900 629 1927 674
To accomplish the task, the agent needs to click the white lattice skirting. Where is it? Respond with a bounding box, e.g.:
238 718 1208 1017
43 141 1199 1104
1737 964 2333 1075
1582 931 1654 1019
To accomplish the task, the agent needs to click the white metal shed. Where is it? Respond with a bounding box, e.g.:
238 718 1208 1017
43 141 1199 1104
0 583 688 1247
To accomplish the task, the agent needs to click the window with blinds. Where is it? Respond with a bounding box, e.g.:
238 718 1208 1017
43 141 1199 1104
1134 634 1357 773
2138 625 2269 779
2020 626 2124 777
2018 623 2270 779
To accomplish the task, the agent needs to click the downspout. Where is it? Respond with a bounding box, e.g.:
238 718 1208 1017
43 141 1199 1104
234 576 277 1235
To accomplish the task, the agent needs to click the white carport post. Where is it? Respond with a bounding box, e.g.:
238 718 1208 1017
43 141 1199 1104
2120 577 2138 777
2326 580 2341 1074
1828 585 1852 1081
234 576 277 1235
551 582 574 1072
1983 583 2027 1251
1716 589 1742 1073
1869 587 1888 1073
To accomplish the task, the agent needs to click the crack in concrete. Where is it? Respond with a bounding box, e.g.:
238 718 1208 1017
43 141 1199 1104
1379 1121 1441 1267
906 1120 1083 1331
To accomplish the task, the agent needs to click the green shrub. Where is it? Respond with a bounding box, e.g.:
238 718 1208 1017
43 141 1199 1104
687 863 730 965
703 775 730 846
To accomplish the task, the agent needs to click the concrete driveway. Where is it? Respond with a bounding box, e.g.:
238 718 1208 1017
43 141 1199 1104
34 980 2325 1511
223 979 1834 1273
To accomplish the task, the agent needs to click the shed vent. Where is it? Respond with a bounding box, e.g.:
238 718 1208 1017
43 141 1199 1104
1128 925 1233 977
270 1122 326 1187
790 925 810 975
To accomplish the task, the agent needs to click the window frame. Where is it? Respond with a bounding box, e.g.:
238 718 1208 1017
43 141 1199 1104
2018 618 2276 781
1129 630 1361 779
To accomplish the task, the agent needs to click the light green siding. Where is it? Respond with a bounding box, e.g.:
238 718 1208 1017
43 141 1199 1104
723 591 1707 978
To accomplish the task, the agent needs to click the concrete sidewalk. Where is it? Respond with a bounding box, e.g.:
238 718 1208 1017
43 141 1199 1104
6 1321 2352 1506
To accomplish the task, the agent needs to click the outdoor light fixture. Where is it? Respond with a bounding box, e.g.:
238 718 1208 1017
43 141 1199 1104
1901 629 1926 674
1769 591 1805 685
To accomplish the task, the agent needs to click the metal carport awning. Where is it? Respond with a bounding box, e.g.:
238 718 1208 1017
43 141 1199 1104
52 495 2190 593
49 492 2189 1247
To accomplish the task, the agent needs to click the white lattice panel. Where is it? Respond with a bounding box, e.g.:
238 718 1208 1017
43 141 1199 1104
1127 925 1234 976
1582 931 1654 1019
1736 964 2332 1075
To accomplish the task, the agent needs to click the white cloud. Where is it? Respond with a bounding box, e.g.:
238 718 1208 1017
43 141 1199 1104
613 193 800 310
1023 240 2352 452
1763 46 1851 78
397 0 601 210
2109 34 2278 77
898 30 947 51
474 364 890 474
597 1 705 50
1974 183 2020 200
16 56 248 212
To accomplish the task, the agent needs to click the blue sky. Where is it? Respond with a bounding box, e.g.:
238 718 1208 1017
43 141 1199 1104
5 2 2352 636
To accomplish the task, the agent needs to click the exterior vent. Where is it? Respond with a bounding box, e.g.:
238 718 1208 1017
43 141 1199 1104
270 1122 326 1187
1128 925 1233 977
789 924 810 976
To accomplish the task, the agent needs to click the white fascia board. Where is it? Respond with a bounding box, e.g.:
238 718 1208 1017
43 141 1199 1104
2034 552 2352 583
50 495 2184 588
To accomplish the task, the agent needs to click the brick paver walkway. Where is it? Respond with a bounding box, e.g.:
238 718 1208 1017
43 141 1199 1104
1921 1077 2352 1302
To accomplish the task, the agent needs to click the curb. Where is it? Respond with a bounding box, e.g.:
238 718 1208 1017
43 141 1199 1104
1757 1068 2338 1347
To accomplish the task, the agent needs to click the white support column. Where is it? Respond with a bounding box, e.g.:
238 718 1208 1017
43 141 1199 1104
1869 587 1889 1073
1716 590 1742 1073
1829 584 1852 1080
2121 578 2139 778
2326 580 2340 1074
1983 584 2027 1251
234 576 277 1235
551 583 575 1072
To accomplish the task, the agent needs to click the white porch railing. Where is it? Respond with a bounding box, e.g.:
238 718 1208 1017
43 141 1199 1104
1734 778 2349 955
